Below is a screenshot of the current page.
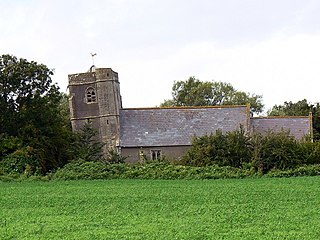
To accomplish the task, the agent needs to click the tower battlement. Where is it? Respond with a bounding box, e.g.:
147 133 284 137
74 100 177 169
68 68 119 86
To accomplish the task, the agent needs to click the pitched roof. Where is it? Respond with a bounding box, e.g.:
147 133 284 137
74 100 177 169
250 116 311 139
119 106 249 147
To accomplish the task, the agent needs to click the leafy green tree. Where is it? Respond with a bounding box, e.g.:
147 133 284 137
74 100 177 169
161 77 264 114
268 99 320 140
268 99 311 116
0 54 73 173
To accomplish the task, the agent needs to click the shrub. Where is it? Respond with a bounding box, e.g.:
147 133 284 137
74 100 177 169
266 164 320 178
52 160 133 180
251 131 301 173
182 130 227 166
51 160 255 180
182 128 314 173
0 146 39 175
299 141 320 165
0 134 23 159
224 127 252 167
53 161 109 180
107 148 127 164
182 127 252 168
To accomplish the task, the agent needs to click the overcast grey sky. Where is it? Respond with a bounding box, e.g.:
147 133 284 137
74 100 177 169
1 0 320 113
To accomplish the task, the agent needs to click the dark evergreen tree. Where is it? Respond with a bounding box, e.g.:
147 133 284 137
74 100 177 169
69 121 105 162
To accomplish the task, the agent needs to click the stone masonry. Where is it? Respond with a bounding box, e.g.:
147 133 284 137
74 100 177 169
68 67 122 150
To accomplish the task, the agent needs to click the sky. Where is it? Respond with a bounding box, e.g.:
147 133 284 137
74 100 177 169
1 0 320 114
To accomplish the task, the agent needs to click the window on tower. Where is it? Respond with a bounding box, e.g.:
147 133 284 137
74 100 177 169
86 87 96 103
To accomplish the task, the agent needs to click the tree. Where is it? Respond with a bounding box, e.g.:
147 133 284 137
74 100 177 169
268 99 320 140
69 121 127 163
268 99 311 116
0 54 73 173
69 121 105 162
161 77 264 114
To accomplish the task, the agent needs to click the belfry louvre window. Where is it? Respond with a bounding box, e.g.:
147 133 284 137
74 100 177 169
150 150 161 160
86 87 96 103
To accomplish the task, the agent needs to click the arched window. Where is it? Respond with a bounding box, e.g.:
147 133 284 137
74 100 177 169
86 87 96 103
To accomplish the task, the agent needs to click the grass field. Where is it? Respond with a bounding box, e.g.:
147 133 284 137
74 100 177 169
1 177 320 239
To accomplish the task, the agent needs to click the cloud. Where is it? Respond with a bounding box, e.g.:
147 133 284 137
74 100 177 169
117 32 320 111
1 0 320 113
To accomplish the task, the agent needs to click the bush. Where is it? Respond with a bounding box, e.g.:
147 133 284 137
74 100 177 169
107 148 127 164
182 128 252 168
52 160 135 180
4 160 320 181
266 164 320 178
224 127 252 167
181 128 317 173
299 141 320 165
0 134 23 159
0 146 39 175
182 130 227 166
52 160 255 180
251 131 302 173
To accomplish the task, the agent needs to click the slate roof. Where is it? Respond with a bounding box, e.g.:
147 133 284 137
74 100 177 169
119 106 248 147
250 116 311 139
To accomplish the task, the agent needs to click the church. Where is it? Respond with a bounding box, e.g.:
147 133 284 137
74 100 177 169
68 67 312 163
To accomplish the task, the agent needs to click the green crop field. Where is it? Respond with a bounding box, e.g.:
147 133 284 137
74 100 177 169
1 177 320 239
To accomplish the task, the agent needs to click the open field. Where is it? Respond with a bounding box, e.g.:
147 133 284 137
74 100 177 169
1 177 320 239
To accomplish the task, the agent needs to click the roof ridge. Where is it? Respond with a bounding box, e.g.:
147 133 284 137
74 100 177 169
252 116 310 119
121 105 247 110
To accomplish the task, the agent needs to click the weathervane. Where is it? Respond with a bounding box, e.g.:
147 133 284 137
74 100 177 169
91 53 97 66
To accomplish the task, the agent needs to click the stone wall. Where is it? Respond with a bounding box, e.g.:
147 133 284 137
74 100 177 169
68 67 122 149
121 146 190 163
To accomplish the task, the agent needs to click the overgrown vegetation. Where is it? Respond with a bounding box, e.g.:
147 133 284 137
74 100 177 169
3 119 320 180
50 161 253 180
183 129 320 174
47 161 320 181
68 121 127 164
182 127 252 168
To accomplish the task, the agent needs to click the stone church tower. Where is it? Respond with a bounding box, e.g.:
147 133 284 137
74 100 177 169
68 67 122 150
